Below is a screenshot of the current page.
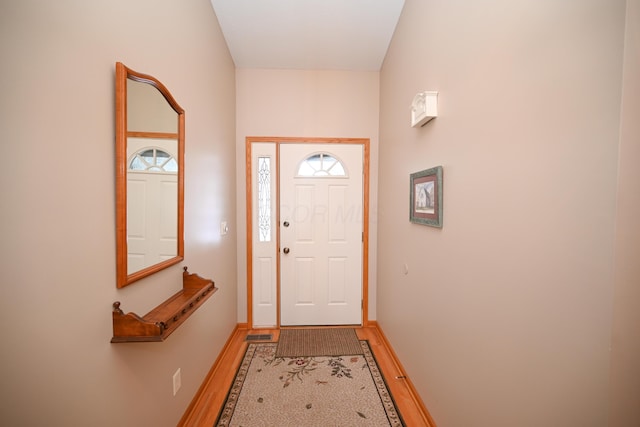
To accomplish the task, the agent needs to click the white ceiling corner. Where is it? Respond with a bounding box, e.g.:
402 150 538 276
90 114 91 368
210 0 405 71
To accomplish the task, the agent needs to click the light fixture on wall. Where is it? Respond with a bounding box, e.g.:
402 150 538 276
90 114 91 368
411 91 438 127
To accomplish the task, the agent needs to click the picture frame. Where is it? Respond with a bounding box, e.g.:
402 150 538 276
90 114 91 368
410 165 443 227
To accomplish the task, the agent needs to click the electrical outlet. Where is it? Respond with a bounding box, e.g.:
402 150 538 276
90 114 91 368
173 368 181 396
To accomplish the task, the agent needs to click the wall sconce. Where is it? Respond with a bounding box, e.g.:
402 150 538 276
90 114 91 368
411 91 438 127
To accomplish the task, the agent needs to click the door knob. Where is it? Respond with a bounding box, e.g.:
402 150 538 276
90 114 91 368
283 247 290 254
283 221 290 227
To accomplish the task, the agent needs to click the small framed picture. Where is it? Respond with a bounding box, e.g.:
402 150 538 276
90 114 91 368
410 166 443 227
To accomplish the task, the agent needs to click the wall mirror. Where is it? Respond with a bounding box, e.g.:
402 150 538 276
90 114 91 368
115 62 184 288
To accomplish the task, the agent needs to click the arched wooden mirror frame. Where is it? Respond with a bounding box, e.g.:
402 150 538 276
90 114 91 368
115 62 185 288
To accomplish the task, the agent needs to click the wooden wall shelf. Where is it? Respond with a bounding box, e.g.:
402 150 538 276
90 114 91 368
111 267 217 343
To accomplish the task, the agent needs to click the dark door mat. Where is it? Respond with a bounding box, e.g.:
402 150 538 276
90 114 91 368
275 328 363 357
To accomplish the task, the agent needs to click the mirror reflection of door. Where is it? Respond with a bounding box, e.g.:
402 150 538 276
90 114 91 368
125 77 179 276
126 140 178 274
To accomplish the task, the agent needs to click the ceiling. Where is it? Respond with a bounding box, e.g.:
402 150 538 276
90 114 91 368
210 0 405 71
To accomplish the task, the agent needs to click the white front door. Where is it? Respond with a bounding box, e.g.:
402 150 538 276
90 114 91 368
279 144 363 326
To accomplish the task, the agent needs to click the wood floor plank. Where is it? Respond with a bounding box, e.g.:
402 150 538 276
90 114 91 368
179 324 435 427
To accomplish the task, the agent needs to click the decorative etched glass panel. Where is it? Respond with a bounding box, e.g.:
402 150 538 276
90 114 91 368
129 148 178 172
258 156 271 242
296 153 346 177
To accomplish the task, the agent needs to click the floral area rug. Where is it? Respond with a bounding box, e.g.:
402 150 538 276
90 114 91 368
215 341 404 426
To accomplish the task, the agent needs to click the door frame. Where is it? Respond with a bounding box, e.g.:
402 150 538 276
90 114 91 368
245 136 370 328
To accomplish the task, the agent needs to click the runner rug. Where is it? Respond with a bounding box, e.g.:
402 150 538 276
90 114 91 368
215 341 404 426
275 328 364 358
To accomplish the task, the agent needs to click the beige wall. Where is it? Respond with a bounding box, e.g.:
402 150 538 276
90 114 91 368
378 0 629 426
234 68 380 323
610 0 640 425
0 1 237 426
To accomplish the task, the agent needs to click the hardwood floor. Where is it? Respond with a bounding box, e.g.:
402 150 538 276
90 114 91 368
178 323 436 426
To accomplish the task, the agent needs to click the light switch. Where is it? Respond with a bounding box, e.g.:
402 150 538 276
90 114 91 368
220 221 229 236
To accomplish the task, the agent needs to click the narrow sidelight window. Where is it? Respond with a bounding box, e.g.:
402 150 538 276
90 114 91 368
257 156 271 242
